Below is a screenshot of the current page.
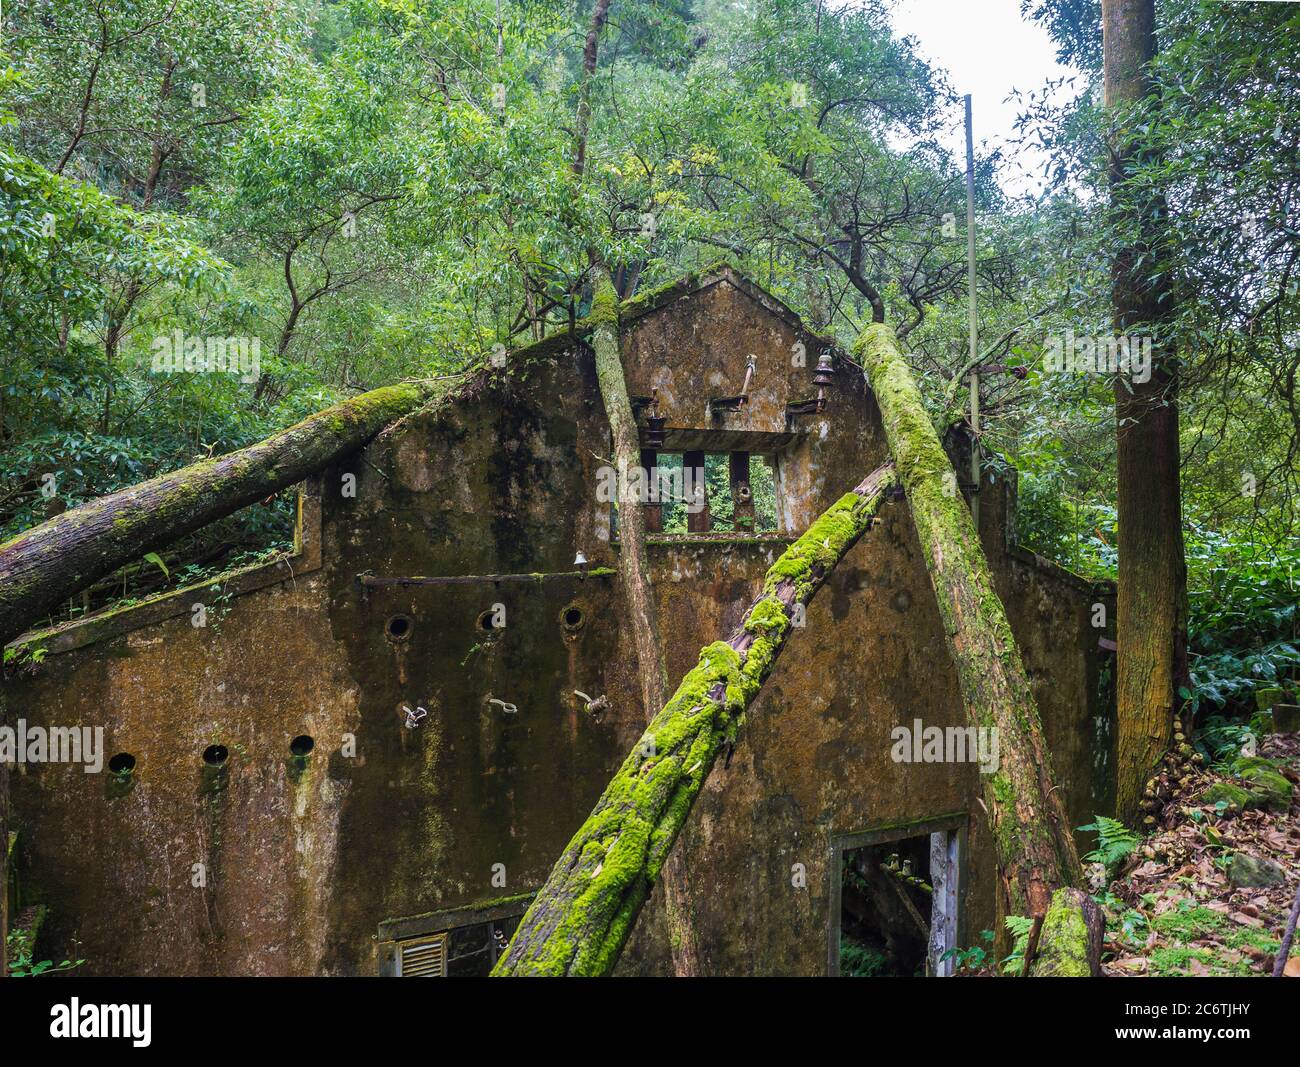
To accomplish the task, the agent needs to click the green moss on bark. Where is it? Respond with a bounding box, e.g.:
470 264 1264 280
588 278 620 328
493 464 895 976
855 323 1082 924
1029 889 1099 977
0 378 450 647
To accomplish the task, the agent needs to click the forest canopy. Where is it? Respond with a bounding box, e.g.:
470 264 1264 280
1 0 1296 725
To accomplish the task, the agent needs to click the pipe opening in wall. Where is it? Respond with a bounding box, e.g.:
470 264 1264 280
290 735 315 757
108 752 136 775
202 744 229 766
560 604 586 632
386 614 412 641
477 609 502 632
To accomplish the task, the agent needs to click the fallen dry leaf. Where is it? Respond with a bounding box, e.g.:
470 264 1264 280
1099 730 1300 979
1114 957 1149 973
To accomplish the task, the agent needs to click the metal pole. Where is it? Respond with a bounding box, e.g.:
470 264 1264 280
964 94 980 531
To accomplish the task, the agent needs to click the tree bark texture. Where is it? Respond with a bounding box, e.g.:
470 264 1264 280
856 324 1084 927
589 278 702 975
1102 0 1190 824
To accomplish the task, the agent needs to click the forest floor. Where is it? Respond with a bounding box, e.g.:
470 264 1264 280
1099 731 1300 977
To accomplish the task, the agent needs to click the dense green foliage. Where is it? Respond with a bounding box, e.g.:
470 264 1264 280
1182 532 1299 718
0 0 1294 710
1016 0 1300 723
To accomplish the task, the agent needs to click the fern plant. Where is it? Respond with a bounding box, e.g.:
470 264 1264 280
942 929 995 973
1000 915 1037 973
1079 815 1140 878
839 940 888 978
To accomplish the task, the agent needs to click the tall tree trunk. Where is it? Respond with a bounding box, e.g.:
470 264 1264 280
0 379 450 649
591 281 668 742
590 278 702 974
856 324 1098 975
1102 0 1189 823
572 0 612 178
493 464 897 976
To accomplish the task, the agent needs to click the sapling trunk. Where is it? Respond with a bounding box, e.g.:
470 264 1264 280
590 277 702 975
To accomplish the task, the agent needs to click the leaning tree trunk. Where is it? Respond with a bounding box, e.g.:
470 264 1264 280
856 324 1099 976
492 463 897 976
1102 0 1189 825
589 278 703 975
0 379 450 649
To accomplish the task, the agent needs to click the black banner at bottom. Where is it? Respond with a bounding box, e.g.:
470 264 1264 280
0 975 1288 1052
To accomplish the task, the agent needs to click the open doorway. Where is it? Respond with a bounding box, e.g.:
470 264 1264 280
829 818 962 977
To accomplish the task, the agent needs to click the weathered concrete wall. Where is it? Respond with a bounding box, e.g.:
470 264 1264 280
6 268 1113 976
8 573 356 975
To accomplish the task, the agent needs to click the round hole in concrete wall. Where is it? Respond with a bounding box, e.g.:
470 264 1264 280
385 614 412 641
477 609 502 632
202 744 229 766
560 603 586 632
108 752 136 775
290 735 315 757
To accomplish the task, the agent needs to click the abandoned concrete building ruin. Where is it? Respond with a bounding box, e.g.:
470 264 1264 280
5 266 1117 976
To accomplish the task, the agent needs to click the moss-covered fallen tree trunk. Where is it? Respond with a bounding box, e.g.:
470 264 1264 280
492 462 897 976
0 379 449 648
856 324 1099 976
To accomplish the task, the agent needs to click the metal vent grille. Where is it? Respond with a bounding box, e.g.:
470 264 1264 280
398 933 448 977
